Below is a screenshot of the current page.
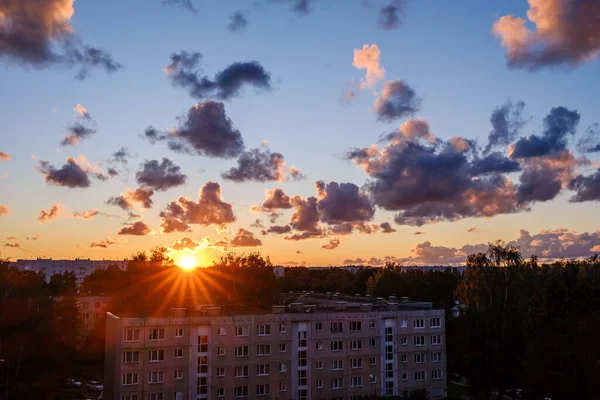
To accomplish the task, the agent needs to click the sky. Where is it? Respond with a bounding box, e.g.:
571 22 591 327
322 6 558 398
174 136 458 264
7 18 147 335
2 0 600 267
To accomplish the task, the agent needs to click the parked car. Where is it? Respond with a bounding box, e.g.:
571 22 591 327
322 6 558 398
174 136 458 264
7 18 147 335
86 381 103 391
64 378 82 388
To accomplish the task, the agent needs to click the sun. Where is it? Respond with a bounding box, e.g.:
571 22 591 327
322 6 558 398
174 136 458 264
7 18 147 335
178 255 198 271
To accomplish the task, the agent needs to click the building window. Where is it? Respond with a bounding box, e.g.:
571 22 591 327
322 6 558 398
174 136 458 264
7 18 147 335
279 382 287 391
147 394 163 400
331 322 343 333
432 369 443 380
122 373 138 386
400 336 407 346
385 326 393 342
235 345 249 357
316 360 323 369
234 386 248 398
124 329 140 342
369 356 376 365
430 317 441 328
331 340 343 351
256 364 271 376
369 320 376 329
298 349 307 367
235 366 249 378
197 377 207 395
414 319 425 329
414 336 425 346
415 353 426 363
316 379 323 389
351 376 363 387
279 363 286 372
350 357 363 369
279 324 286 333
174 370 183 380
402 372 408 381
175 328 184 337
385 345 393 360
432 352 441 362
198 335 208 352
257 344 271 356
401 319 407 328
316 341 323 351
121 396 138 400
122 350 139 363
256 384 270 396
148 350 164 362
148 371 164 383
386 363 393 379
331 359 343 370
315 322 323 331
349 321 362 332
235 326 249 337
217 347 226 356
369 338 376 347
298 369 307 386
401 354 408 363
370 375 377 384
431 334 442 345
217 367 225 377
279 343 287 352
331 378 343 389
216 387 225 398
350 339 362 350
415 371 426 381
257 324 271 336
386 381 394 396
217 327 226 335
149 328 164 341
174 349 183 358
197 355 208 374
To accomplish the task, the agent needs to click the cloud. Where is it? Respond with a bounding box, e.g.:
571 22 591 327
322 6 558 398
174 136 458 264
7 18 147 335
4 242 20 248
569 168 600 202
470 152 522 175
165 51 272 101
467 227 479 233
0 205 8 216
161 0 197 13
231 228 262 247
252 188 294 213
284 230 325 241
322 237 340 250
170 236 200 251
289 165 306 181
510 106 580 159
6 236 17 241
263 225 292 235
414 231 425 235
228 11 248 32
290 195 320 232
159 181 236 233
222 148 285 182
378 1 406 31
315 181 375 224
110 147 132 164
577 124 600 154
38 203 62 222
26 233 40 240
250 219 264 229
0 0 122 78
380 222 396 233
136 158 187 191
60 122 96 146
118 221 153 236
73 104 90 119
72 209 99 220
373 80 421 122
106 187 154 210
36 155 110 188
0 152 11 161
484 100 527 154
492 0 600 70
145 101 244 158
90 237 123 248
353 44 385 89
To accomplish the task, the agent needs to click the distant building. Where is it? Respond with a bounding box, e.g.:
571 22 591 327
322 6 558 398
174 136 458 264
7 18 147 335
104 294 447 400
77 295 112 338
12 258 129 286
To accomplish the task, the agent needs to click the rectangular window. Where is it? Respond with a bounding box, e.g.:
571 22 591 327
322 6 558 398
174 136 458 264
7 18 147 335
257 324 271 336
415 353 426 364
124 329 140 342
414 319 425 329
331 359 343 370
197 377 207 395
350 339 362 350
369 320 376 329
174 349 183 358
198 335 208 353
256 344 271 356
298 350 307 367
279 343 287 352
235 366 249 378
432 352 441 362
415 371 426 381
430 317 441 328
350 357 363 369
369 356 376 365
174 370 183 380
370 375 377 384
369 338 376 348
401 354 408 363
349 321 362 332
235 345 249 357
386 363 394 379
217 327 226 335
331 340 343 351
385 345 393 360
217 367 225 377
148 350 164 362
331 322 343 333
256 384 270 396
331 378 343 389
234 386 248 398
279 363 286 372
175 328 184 337
217 347 226 356
386 382 394 396
235 326 249 337
121 396 139 400
401 319 408 328
216 388 225 398
298 369 307 386
122 351 139 363
414 336 425 346
149 328 164 341
147 371 164 383
402 372 408 381
431 334 442 345
121 373 139 386
385 327 393 342
351 376 363 387
316 341 323 350
316 379 323 389
279 382 287 392
256 364 270 376
315 322 323 331
400 336 407 346
279 324 286 333
432 369 442 380
147 394 163 400
197 355 208 374
316 360 323 369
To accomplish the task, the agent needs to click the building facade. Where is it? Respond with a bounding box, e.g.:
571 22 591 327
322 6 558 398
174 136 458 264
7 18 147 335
78 295 112 337
104 296 446 400
12 258 129 286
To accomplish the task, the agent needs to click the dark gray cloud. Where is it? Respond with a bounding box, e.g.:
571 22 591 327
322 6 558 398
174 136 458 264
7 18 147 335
90 238 121 249
222 148 285 182
577 124 600 153
36 157 108 188
373 80 421 122
165 51 272 101
250 219 264 229
484 100 526 154
470 152 521 175
315 181 375 224
322 237 340 250
378 1 406 31
290 195 320 232
118 221 153 236
253 188 293 211
106 187 154 210
159 181 236 233
60 122 96 146
110 147 132 164
263 225 292 235
144 101 244 158
569 169 600 202
228 11 248 32
136 158 187 191
284 230 325 241
511 107 580 159
161 0 197 13
380 222 396 233
0 0 121 78
231 228 262 247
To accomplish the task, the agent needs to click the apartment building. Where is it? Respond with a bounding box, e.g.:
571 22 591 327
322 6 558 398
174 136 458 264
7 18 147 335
78 295 112 336
13 258 129 286
104 295 447 400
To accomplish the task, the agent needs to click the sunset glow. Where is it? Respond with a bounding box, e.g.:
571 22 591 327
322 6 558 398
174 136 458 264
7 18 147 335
178 255 197 271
